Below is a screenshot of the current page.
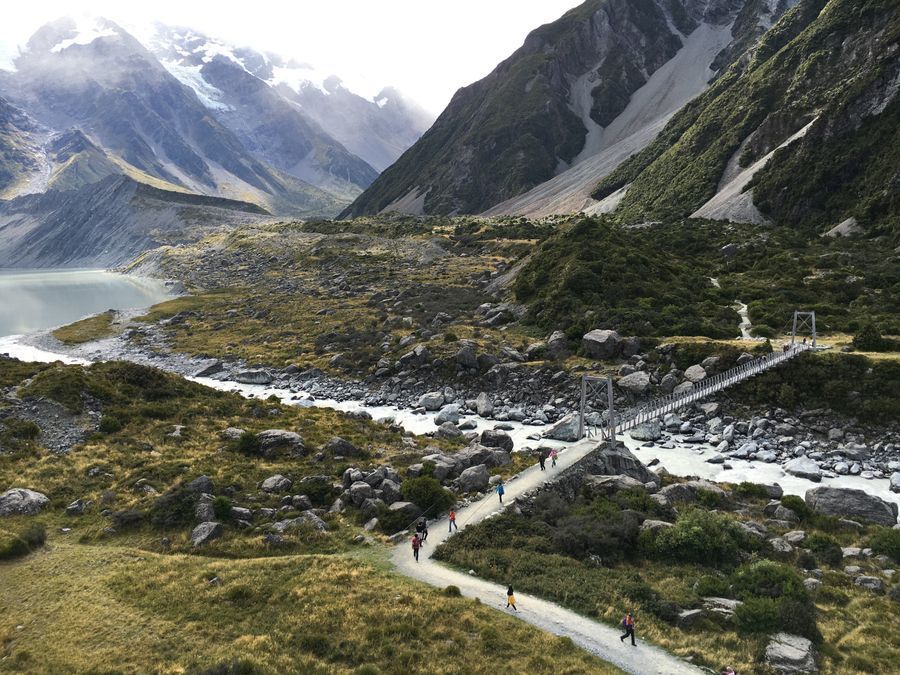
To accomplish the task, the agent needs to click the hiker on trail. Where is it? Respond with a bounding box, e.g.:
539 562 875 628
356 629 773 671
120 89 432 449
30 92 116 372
449 509 458 532
421 518 429 542
506 585 517 611
496 481 505 504
538 449 546 471
620 611 636 646
550 448 558 468
411 534 421 562
416 518 427 543
721 667 736 675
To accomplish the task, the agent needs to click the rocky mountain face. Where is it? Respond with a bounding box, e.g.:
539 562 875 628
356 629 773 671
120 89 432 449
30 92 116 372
594 0 900 233
0 17 432 219
343 0 793 217
0 175 272 268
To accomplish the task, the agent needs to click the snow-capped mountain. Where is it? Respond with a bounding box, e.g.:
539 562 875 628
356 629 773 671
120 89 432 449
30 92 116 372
0 16 433 215
146 25 433 173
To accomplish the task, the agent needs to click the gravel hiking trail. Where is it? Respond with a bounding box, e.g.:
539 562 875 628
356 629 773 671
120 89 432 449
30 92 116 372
391 439 703 675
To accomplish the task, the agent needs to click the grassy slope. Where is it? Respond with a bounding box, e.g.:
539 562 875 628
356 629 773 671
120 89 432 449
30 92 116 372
51 310 119 345
0 544 618 674
594 0 900 230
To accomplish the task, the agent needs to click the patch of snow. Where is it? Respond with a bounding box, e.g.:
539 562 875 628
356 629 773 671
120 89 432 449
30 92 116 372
269 63 336 96
50 18 118 53
691 117 818 224
160 60 233 112
375 96 389 108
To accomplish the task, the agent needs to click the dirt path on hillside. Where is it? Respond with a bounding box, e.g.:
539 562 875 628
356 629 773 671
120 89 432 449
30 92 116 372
390 439 703 675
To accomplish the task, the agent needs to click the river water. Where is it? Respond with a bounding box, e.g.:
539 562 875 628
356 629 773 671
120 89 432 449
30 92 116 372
0 272 896 511
0 269 173 338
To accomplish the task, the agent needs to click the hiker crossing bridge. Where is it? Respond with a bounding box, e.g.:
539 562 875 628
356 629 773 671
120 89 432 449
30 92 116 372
579 310 817 442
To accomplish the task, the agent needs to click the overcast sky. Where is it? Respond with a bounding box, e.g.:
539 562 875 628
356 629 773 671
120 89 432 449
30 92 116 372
0 0 581 114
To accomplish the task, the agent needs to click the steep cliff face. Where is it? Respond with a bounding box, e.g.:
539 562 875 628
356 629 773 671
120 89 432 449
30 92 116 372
0 96 41 196
593 0 899 232
342 0 765 217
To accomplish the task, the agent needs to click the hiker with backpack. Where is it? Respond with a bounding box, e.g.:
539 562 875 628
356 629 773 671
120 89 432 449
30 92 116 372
620 611 636 646
549 448 558 468
415 518 427 543
496 481 505 504
411 533 421 562
448 509 458 532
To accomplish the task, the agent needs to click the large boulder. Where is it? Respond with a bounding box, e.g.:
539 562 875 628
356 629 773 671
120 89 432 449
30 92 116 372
256 430 306 456
890 472 900 494
475 392 494 418
784 457 822 482
190 521 223 547
764 633 817 673
629 420 662 442
435 422 463 439
595 443 660 485
388 501 421 522
349 481 375 506
323 437 364 457
617 371 651 395
455 342 479 370
582 329 622 359
272 511 328 533
260 475 293 493
233 369 273 385
187 475 215 494
418 391 445 411
544 414 581 442
546 331 569 359
457 465 490 493
658 480 726 505
0 488 49 516
805 487 898 526
435 405 462 426
684 365 707 383
583 475 646 497
480 429 513 453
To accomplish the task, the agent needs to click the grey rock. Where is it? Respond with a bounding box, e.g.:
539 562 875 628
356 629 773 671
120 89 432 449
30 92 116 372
773 505 800 523
475 392 494 417
676 608 704 628
673 381 694 396
261 475 293 493
233 369 273 385
617 371 651 395
764 633 817 673
65 498 91 516
784 457 822 482
803 578 822 591
231 507 253 521
0 488 49 516
435 422 463 439
784 530 807 544
435 405 462 425
480 429 513 452
256 430 305 455
658 480 725 505
190 521 222 547
770 537 794 554
890 472 900 494
805 486 898 526
455 342 479 369
349 481 375 506
388 501 421 522
272 511 327 533
702 596 743 620
219 427 246 441
546 330 569 359
640 519 674 532
544 414 581 442
188 475 215 494
684 365 707 383
323 437 363 457
581 329 621 359
457 464 490 493
629 421 662 442
595 443 660 486
854 576 884 592
380 479 402 505
418 391 445 411
659 373 679 394
584 475 646 496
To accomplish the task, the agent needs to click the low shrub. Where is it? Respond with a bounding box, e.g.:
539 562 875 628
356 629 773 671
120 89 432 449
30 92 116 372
643 508 748 568
731 561 819 641
780 495 813 521
867 528 900 564
112 509 145 529
235 431 262 456
805 532 843 567
98 415 123 433
377 503 420 534
213 496 233 520
149 488 197 528
694 574 731 597
400 477 455 516
734 597 781 635
442 585 461 597
2 418 41 440
732 482 771 500
731 560 807 602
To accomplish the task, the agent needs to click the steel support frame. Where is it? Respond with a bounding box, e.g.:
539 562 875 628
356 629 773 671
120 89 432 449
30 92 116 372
790 310 817 348
578 375 616 445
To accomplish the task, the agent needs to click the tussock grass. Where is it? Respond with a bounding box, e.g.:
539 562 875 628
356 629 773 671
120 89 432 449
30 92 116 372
0 543 620 673
51 310 119 344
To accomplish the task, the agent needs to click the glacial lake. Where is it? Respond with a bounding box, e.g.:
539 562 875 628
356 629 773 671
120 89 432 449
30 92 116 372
0 269 173 338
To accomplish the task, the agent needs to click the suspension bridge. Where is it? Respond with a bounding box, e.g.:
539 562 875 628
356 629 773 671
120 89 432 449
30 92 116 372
578 310 818 443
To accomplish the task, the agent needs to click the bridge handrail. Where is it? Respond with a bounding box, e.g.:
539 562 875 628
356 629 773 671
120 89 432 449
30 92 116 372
584 344 809 437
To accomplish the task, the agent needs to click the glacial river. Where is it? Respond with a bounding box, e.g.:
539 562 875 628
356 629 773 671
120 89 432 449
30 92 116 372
0 269 173 337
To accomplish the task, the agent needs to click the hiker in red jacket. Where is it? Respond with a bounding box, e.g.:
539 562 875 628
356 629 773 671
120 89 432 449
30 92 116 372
411 533 421 562
449 509 458 532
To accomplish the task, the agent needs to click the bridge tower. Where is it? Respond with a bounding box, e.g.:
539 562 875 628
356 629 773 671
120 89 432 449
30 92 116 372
578 375 616 445
790 310 817 348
